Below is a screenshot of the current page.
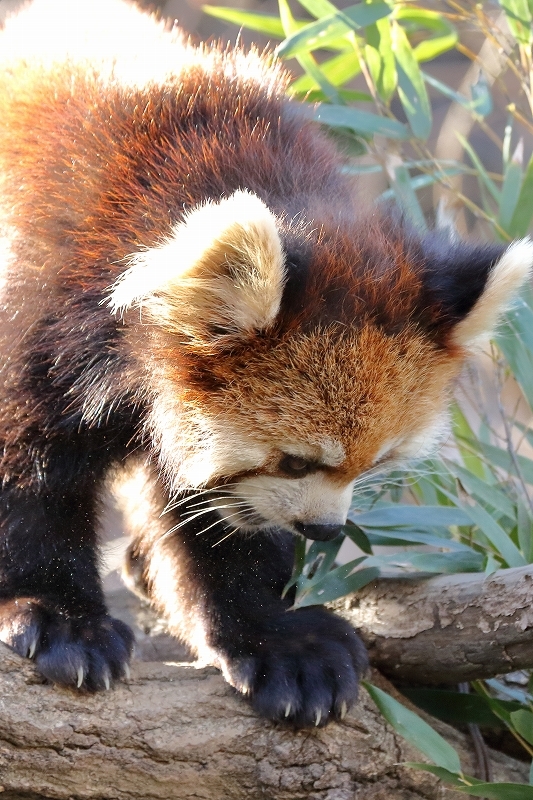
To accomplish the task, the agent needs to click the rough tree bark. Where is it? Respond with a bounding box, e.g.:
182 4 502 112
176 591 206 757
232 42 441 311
0 642 528 800
337 564 533 683
1 566 533 800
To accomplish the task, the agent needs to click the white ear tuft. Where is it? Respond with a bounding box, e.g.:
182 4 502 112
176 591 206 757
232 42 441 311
109 190 286 340
451 238 533 347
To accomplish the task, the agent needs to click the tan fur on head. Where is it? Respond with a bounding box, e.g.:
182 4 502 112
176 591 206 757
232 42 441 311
109 191 286 343
452 238 533 347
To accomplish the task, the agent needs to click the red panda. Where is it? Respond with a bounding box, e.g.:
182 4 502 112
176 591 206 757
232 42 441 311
0 0 531 728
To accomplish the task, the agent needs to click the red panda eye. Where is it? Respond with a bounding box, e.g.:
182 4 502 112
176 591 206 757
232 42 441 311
278 454 315 476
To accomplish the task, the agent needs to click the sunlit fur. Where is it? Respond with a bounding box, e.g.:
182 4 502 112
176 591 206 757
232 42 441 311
0 0 532 723
110 191 287 338
1 0 531 561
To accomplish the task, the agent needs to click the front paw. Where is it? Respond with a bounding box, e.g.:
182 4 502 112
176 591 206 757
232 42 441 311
0 598 134 691
224 608 368 728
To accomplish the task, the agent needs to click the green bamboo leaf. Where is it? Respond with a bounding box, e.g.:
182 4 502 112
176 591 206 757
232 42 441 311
369 550 483 573
416 477 526 567
443 460 515 520
364 529 471 550
354 505 470 528
454 784 533 798
294 0 338 19
278 0 299 34
411 30 457 62
508 152 533 237
499 0 533 44
456 503 526 568
293 564 379 607
516 496 533 561
457 436 533 486
471 72 493 117
387 161 427 230
403 764 478 788
321 127 368 156
293 88 371 103
343 163 384 175
457 133 500 203
478 691 516 726
392 21 432 139
485 553 502 576
277 2 392 58
423 71 476 110
343 520 373 554
279 0 343 103
203 6 287 38
422 72 492 117
413 768 533 798
312 104 409 139
363 682 462 773
289 51 362 92
301 536 345 583
499 140 524 231
299 58 344 103
496 330 533 408
282 535 307 597
500 288 533 357
378 167 464 201
395 8 458 62
511 709 533 746
452 405 489 479
365 14 397 102
402 688 519 727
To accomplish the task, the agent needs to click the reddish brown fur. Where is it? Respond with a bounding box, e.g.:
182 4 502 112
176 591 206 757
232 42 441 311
0 0 528 726
0 24 458 486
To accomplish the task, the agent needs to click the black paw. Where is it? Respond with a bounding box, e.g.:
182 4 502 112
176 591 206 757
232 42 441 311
225 608 368 728
0 597 134 691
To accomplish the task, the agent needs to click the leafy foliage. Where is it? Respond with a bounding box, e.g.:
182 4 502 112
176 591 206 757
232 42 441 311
365 681 533 797
204 0 533 790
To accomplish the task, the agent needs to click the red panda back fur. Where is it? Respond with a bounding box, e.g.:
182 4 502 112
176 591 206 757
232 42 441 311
0 0 531 727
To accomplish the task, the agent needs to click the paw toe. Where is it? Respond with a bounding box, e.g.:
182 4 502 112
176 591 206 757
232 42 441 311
0 598 134 691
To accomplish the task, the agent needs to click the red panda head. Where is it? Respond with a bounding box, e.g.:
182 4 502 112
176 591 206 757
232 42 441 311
110 191 533 540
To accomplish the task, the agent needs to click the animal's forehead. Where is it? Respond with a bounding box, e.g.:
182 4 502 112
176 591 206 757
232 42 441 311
207 324 459 472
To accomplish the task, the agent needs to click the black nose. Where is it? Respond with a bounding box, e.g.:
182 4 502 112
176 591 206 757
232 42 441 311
294 522 343 541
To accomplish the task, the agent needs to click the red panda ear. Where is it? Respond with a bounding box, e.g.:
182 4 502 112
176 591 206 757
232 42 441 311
109 190 286 343
421 238 533 348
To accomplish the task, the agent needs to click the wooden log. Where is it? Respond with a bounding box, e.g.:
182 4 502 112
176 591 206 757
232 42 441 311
338 565 533 684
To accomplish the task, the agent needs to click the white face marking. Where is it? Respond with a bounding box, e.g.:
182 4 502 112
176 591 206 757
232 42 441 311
370 412 451 469
228 473 355 533
395 412 451 461
371 437 401 465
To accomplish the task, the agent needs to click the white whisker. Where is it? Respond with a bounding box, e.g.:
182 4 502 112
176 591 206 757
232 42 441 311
193 508 255 537
211 515 256 547
161 484 242 515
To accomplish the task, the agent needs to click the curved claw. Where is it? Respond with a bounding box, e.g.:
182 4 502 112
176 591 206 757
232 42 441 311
77 666 84 688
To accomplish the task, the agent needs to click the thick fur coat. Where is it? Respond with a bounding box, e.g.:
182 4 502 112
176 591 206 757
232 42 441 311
0 0 531 726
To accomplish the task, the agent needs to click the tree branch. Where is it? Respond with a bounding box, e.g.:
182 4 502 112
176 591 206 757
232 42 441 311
335 564 533 684
0 643 528 800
